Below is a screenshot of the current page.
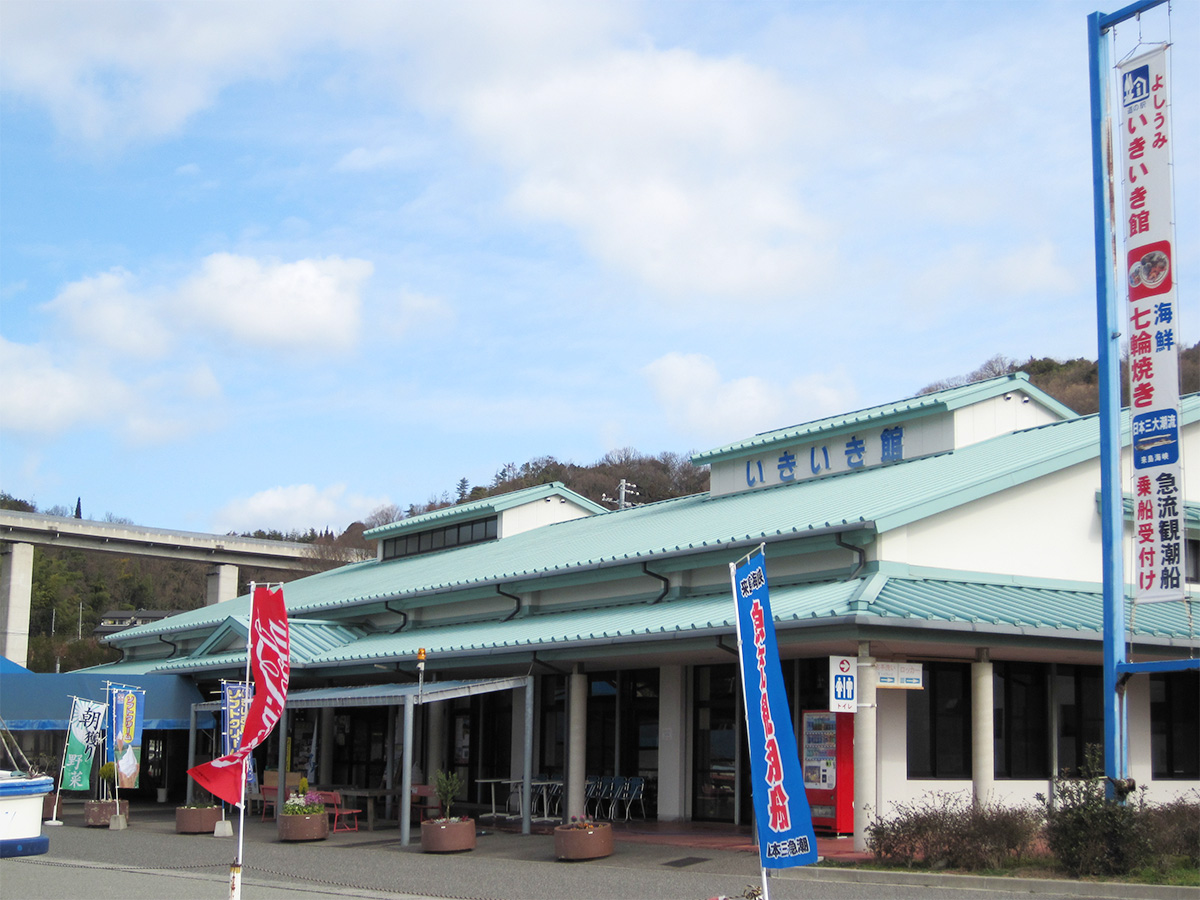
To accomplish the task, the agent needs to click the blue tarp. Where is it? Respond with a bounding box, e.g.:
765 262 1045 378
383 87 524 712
0 672 214 730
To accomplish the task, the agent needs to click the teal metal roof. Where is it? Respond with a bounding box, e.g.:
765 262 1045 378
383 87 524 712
693 373 1077 465
150 618 366 674
364 482 607 540
109 396 1200 647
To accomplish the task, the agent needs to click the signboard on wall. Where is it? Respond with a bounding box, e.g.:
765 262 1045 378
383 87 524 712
828 656 857 712
876 662 923 689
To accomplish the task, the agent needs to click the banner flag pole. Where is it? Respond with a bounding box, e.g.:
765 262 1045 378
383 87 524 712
230 581 256 900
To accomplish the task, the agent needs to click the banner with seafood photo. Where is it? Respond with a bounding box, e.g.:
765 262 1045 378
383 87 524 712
1118 44 1185 603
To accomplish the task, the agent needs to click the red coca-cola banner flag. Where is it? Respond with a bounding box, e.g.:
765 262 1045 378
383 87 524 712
188 585 290 806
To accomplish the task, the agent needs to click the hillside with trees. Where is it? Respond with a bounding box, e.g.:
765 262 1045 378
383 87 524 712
6 344 1198 671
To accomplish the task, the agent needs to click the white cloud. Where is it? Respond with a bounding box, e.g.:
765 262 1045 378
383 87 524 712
643 352 855 444
41 268 173 359
0 1 309 146
213 483 390 533
176 253 372 350
454 48 826 298
0 337 131 434
381 289 455 339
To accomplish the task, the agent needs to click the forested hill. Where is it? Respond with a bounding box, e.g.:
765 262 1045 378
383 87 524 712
5 344 1197 671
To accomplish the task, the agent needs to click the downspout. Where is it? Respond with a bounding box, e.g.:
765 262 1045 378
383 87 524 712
157 633 178 660
385 599 409 633
644 563 672 604
836 534 866 581
498 586 523 621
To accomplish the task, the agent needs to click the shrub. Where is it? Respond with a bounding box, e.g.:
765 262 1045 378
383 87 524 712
866 792 1041 870
1039 753 1153 877
434 769 464 820
1138 794 1200 869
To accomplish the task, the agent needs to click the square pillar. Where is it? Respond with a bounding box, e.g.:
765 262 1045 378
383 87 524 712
1 542 34 667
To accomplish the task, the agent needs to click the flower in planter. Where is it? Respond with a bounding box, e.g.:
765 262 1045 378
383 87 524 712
282 790 325 815
561 815 607 830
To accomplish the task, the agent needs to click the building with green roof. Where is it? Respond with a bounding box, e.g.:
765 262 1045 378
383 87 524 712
99 374 1199 847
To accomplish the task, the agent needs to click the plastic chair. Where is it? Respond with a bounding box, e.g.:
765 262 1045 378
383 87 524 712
592 775 617 819
619 776 646 821
606 776 628 820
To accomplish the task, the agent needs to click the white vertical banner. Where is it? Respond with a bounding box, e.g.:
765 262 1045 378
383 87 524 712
1118 44 1186 603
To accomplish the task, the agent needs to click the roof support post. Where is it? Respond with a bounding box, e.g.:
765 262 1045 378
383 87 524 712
852 641 877 853
523 676 533 835
186 703 198 806
401 698 414 846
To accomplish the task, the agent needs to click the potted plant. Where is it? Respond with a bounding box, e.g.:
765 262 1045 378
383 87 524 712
83 762 130 827
277 777 328 841
175 803 223 833
554 815 613 861
419 769 475 853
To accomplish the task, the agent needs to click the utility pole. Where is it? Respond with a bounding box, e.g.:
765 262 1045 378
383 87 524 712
601 479 640 510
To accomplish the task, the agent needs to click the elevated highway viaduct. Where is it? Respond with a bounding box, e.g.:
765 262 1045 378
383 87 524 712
0 510 319 667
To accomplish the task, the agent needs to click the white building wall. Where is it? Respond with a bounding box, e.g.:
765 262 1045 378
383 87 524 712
499 499 597 538
951 392 1063 446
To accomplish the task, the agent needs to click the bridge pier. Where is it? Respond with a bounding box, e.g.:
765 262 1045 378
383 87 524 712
206 564 238 606
1 542 35 667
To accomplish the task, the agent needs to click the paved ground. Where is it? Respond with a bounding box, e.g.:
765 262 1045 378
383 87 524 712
0 802 1191 900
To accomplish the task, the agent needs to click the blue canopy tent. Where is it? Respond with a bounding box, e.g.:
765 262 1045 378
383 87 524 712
0 672 213 731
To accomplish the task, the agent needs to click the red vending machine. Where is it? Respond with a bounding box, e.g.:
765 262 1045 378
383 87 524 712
801 710 854 834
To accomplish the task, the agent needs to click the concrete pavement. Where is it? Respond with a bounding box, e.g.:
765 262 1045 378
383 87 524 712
0 801 1191 900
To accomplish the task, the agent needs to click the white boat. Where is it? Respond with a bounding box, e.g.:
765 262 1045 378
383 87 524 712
0 770 53 857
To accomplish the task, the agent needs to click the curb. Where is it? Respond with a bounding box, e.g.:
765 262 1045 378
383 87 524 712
779 865 1196 899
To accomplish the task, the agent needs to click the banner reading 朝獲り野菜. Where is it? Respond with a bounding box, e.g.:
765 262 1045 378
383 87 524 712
1118 44 1185 604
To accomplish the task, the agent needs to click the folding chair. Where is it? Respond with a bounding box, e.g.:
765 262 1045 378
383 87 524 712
411 784 442 821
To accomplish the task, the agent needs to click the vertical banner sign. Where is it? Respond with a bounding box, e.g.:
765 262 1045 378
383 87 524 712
222 682 252 756
189 585 290 806
731 547 817 869
62 698 107 791
1118 45 1186 603
107 687 145 788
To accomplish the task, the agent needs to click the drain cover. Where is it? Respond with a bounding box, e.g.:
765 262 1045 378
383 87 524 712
663 856 709 868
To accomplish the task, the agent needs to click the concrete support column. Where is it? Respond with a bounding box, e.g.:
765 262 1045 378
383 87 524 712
565 668 587 821
853 641 877 853
657 665 687 822
206 564 238 606
971 649 995 805
0 542 34 667
318 708 335 786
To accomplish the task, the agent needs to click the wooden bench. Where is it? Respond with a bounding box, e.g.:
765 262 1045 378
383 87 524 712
316 790 361 832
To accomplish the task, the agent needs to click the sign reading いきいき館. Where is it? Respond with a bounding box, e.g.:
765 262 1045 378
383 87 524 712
1118 44 1186 604
731 547 817 869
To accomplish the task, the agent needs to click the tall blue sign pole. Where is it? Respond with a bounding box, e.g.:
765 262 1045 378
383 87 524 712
1087 0 1185 796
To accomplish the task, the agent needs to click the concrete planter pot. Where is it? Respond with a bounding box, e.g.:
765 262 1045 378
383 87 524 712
278 812 328 842
420 818 476 853
83 799 129 827
554 822 613 861
175 806 223 834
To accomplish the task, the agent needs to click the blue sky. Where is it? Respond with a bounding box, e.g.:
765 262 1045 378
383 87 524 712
2 1 1197 534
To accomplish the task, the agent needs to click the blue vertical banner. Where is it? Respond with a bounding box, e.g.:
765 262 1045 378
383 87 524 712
731 546 817 868
107 687 145 789
222 682 252 756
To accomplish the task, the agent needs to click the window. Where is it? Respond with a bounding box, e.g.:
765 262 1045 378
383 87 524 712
1053 664 1103 777
994 662 1049 779
382 515 498 560
1187 538 1199 584
907 662 971 779
1151 670 1199 779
